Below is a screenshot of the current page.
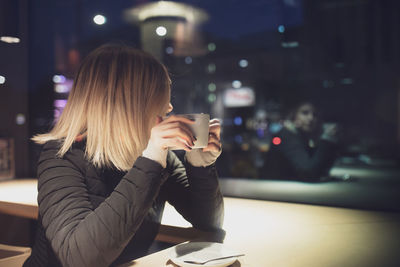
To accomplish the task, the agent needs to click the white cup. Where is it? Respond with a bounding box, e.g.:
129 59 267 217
179 113 210 149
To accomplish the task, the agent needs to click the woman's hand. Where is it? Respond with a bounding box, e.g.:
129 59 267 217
142 115 196 167
149 115 196 151
186 118 222 167
202 119 222 152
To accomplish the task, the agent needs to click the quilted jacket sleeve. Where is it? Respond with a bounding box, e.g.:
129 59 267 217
162 152 224 231
37 141 167 267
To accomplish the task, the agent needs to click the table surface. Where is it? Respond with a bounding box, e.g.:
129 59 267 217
1 179 400 267
0 179 38 219
132 197 400 267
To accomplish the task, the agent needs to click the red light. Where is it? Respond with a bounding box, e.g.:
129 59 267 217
272 137 281 145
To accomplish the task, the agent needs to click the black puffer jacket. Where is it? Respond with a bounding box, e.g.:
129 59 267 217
24 140 224 267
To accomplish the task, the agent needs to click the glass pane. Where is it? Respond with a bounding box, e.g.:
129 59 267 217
29 0 400 211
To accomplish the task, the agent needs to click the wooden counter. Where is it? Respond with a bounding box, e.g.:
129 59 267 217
1 179 400 266
0 179 38 220
130 197 400 267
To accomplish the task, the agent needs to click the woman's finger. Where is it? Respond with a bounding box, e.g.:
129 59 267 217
167 137 193 151
202 142 221 152
209 118 220 123
208 133 220 144
156 121 195 142
162 115 195 125
209 124 221 139
160 128 195 146
202 132 221 152
160 121 194 137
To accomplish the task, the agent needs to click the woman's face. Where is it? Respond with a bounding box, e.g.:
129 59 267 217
293 103 317 132
152 102 173 127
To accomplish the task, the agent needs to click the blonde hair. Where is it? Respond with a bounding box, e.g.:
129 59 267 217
32 44 171 171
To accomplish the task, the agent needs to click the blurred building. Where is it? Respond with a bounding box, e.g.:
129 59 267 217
124 1 209 60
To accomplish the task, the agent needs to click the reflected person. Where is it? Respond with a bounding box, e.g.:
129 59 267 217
24 44 224 267
262 102 339 181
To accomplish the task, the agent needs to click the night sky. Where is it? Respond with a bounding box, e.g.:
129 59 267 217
32 0 304 41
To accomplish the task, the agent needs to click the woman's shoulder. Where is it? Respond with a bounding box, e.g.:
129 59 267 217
41 139 86 153
38 140 63 162
38 140 87 172
41 139 62 150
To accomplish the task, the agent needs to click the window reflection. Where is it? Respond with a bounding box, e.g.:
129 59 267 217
261 101 339 181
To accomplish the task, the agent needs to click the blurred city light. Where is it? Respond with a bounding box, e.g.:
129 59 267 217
239 59 248 68
53 100 68 121
15 114 26 125
223 87 255 107
124 1 209 24
281 41 299 48
269 122 282 133
165 46 174 54
278 25 285 33
208 43 216 52
322 80 334 88
52 75 66 84
208 93 216 103
207 63 216 73
341 78 353 85
241 143 250 151
184 56 192 64
0 75 5 84
272 137 282 145
156 26 167 36
0 36 20 43
234 135 243 144
259 143 270 152
208 83 216 92
54 77 73 93
54 99 67 108
93 14 106 25
232 80 242 88
234 116 243 126
124 1 209 59
257 128 265 138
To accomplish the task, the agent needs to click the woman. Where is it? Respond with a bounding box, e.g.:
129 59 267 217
24 44 224 267
262 102 338 181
